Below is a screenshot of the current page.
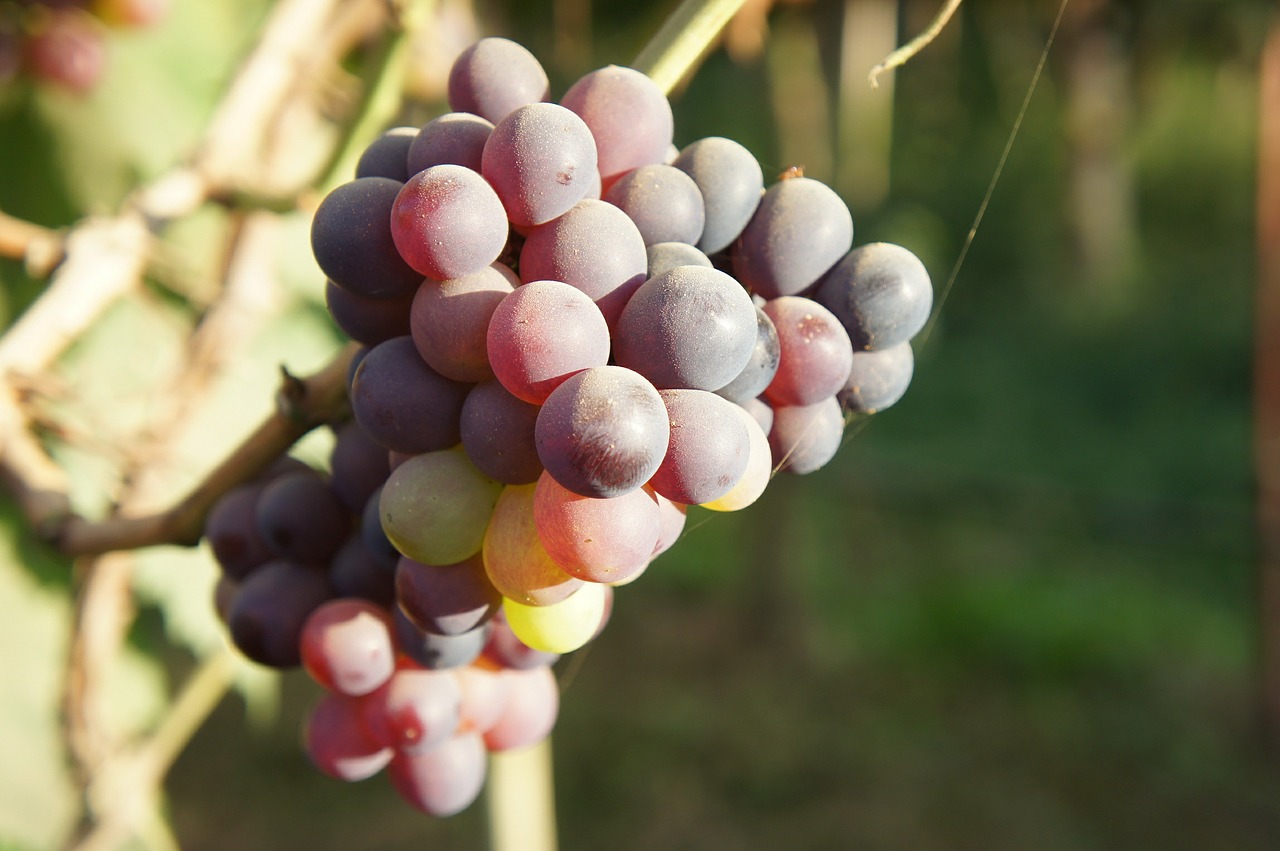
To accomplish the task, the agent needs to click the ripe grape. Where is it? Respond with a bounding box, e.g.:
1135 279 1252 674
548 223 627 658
300 598 396 696
406 112 494 176
459 380 544 485
714 305 780 405
761 296 854 407
304 693 393 782
393 609 490 670
356 126 417 181
813 242 933 351
311 178 422 299
388 732 487 817
646 242 712 279
448 37 550 124
732 176 854 299
389 164 508 281
410 263 517 383
603 164 705 247
482 665 559 752
700 404 772 512
362 666 463 754
533 470 659 583
769 396 845 475
649 389 750 505
535 366 670 499
840 340 915 413
324 280 413 347
481 102 598 228
256 470 350 564
672 137 764 254
349 336 470 455
227 561 334 668
396 554 502 636
560 65 673 185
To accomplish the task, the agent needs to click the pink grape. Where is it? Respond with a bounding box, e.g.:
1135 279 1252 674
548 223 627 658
388 732 487 817
406 112 494 175
390 164 508 281
761 296 854 407
732 176 854 299
560 65 673 184
649 389 750 505
410 263 517 383
448 37 550 124
483 665 559 752
769 396 845 474
459 380 544 485
481 102 598 228
485 279 611 404
533 470 659 583
482 483 583 606
361 665 462 755
300 598 396 697
304 692 393 782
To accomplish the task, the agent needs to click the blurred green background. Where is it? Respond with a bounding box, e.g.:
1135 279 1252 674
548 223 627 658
0 0 1274 849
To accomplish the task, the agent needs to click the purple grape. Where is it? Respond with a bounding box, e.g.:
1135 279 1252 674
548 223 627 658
812 242 933 351
603 164 705 246
356 126 417 181
205 483 274 581
256 471 351 564
227 561 334 668
517 199 648 329
535 366 669 499
612 265 758 391
310 178 422 299
769 396 844 475
732 176 854 299
646 242 712 279
406 112 494 175
393 608 489 670
447 37 550 124
350 336 471 454
396 554 501 636
389 164 509 281
304 693 392 781
560 65 673 184
649 389 751 505
715 304 780 405
840 340 915 413
329 534 396 607
388 732 486 817
459 380 543 485
672 137 764 254
324 280 413 347
329 420 391 514
481 102 598 228
410 264 516 383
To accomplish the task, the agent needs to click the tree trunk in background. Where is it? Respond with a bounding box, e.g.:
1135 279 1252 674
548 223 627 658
1254 23 1280 749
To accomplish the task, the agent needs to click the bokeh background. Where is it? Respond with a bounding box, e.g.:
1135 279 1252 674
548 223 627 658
0 0 1274 849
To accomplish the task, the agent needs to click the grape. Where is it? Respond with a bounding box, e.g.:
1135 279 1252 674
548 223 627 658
732 176 854 299
459 380 543 485
455 664 510 734
329 420 391 514
812 242 933 350
738 396 774 435
517 199 648 329
324 280 413 347
485 279 611 404
389 164 508 281
448 37 550 124
672 137 764 254
360 486 400 568
300 598 396 696
388 732 487 817
329 534 396 607
481 102 598 228
649 389 750 505
612 265 758 392
24 9 106 94
304 693 392 782
535 366 670 499
396 554 501 636
714 305 780 405
205 483 274 581
646 242 712 279
350 336 470 455
406 112 494 175
227 561 334 668
503 581 608 654
311 177 422 299
356 126 417 181
394 609 490 669
769 396 844 475
560 65 673 185
410 263 516 383
483 665 559 752
483 612 561 670
603 164 705 247
361 665 462 754
256 470 350 564
482 483 583 606
761 296 854 407
701 404 772 512
379 447 502 566
840 340 915 413
533 470 658 583
648 486 687 557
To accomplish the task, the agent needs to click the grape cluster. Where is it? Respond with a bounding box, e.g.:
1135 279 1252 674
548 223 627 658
204 35 932 818
0 0 165 93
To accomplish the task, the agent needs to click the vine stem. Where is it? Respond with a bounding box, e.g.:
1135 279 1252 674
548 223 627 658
632 0 751 95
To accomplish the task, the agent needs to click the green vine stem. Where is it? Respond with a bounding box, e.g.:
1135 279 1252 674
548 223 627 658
632 0 750 95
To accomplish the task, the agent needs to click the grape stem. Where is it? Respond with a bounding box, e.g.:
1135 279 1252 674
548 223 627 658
7 343 356 558
867 0 964 89
632 0 751 95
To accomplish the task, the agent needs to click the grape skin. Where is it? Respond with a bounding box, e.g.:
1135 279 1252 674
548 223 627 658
311 178 423 299
603 164 705 247
389 164 509 281
672 137 764 255
410 264 517 383
769 396 845 475
649 389 751 505
761 296 854 407
350 336 471 455
396 554 502 637
560 65 673 184
356 126 418 181
813 242 933 351
406 112 494 176
840 340 915 413
481 102 598 228
448 37 550 124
